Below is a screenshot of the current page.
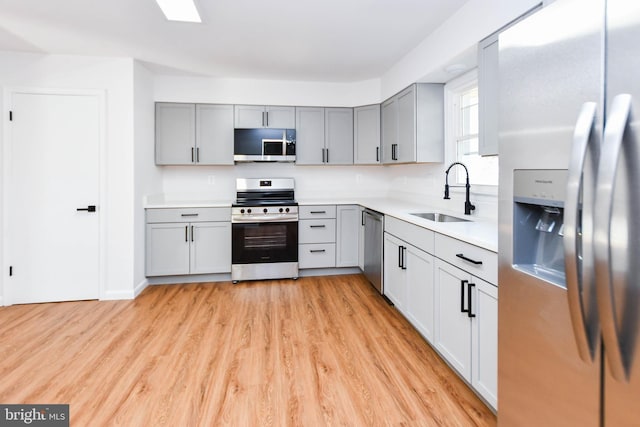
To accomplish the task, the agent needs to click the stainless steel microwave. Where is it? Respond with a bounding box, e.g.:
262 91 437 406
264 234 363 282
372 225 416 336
234 128 296 162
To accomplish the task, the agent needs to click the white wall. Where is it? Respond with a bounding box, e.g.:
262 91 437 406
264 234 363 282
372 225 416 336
134 61 162 295
381 0 544 98
154 75 381 107
0 51 137 302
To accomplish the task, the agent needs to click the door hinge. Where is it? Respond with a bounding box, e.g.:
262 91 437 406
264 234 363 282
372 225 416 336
9 266 12 276
9 111 13 121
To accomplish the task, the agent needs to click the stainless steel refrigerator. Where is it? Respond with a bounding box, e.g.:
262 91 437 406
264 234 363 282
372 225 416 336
498 0 640 425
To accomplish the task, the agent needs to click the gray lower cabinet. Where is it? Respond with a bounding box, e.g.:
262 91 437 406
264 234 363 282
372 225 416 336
354 104 381 164
299 204 359 269
295 107 353 165
358 206 365 270
145 208 231 276
383 219 436 342
381 83 444 164
299 205 337 269
433 233 498 409
155 102 233 165
383 215 497 409
234 105 295 128
336 205 360 267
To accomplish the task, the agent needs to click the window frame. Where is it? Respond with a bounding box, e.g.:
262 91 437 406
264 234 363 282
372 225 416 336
444 69 498 197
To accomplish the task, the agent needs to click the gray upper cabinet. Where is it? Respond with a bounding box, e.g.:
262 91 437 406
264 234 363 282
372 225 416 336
478 4 543 156
234 105 295 128
196 104 234 165
381 83 444 164
155 103 195 165
295 107 325 164
295 107 353 165
381 97 398 164
324 108 353 165
354 104 381 164
478 33 499 156
155 102 233 165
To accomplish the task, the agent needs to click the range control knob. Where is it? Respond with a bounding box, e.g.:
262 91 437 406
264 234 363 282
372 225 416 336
247 208 252 214
285 207 290 213
263 208 268 213
240 209 245 214
279 208 284 213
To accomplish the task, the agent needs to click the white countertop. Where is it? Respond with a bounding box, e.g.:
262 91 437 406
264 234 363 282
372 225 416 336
144 194 232 208
298 197 498 252
144 195 498 253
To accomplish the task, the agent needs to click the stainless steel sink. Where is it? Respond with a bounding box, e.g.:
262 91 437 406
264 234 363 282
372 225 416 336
410 212 470 222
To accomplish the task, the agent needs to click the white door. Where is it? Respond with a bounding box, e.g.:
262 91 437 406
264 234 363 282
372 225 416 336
7 91 101 304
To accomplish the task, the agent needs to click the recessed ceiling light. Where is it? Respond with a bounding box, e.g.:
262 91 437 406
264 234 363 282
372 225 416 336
444 63 468 75
155 0 202 23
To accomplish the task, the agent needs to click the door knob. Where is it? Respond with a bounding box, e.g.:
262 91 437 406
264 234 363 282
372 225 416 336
77 205 96 212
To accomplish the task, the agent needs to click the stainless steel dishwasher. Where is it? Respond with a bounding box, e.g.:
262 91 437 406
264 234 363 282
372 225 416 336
362 209 384 294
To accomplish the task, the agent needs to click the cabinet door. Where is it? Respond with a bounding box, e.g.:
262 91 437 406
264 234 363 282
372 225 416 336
295 107 325 165
234 105 265 128
434 258 472 380
155 103 195 165
324 107 354 165
383 233 406 311
358 206 365 270
146 223 190 276
354 104 381 164
190 222 231 274
472 277 498 409
396 85 417 163
336 205 359 267
196 104 234 165
405 246 436 343
265 106 295 128
478 34 499 156
381 97 397 163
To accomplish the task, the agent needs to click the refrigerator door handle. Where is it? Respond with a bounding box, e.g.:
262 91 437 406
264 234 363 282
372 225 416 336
595 93 632 381
564 101 600 362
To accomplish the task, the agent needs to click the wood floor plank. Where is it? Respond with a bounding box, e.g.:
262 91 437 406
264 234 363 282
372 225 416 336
0 274 496 426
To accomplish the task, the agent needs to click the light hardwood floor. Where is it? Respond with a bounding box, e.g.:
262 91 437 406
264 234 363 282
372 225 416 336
0 274 496 426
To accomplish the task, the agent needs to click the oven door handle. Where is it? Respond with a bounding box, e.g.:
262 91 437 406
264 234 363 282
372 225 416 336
232 215 298 223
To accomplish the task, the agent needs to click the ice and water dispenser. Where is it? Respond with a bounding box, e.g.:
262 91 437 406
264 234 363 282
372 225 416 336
513 169 568 288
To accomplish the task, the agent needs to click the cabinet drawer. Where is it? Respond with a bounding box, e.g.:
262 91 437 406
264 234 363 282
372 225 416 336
385 216 435 254
299 219 336 244
146 207 230 223
435 234 497 284
299 205 337 219
299 243 336 269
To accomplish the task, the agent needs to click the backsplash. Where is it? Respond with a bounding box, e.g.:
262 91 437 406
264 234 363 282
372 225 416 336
159 162 498 221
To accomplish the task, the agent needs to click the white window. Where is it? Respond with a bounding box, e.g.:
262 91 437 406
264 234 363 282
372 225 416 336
445 70 498 188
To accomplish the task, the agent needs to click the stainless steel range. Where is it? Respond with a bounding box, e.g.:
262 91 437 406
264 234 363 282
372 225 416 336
231 178 299 283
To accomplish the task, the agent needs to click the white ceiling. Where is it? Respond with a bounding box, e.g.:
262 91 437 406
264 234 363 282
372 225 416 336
0 0 469 82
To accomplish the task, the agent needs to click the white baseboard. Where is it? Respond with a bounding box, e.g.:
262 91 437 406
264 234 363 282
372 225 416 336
102 289 135 300
134 278 149 297
0 295 3 306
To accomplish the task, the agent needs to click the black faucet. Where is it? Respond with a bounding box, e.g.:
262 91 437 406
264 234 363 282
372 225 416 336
444 162 475 215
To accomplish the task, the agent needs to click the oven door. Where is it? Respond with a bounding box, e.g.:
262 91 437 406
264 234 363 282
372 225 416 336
232 221 298 264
